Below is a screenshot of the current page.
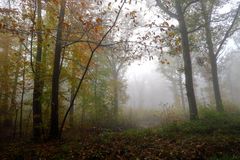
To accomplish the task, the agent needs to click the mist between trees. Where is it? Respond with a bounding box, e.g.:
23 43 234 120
0 0 240 143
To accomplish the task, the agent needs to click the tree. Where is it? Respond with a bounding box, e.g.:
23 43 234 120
159 55 186 111
49 0 66 139
156 0 199 120
105 46 129 121
32 0 44 141
199 0 240 112
0 34 11 127
59 2 126 137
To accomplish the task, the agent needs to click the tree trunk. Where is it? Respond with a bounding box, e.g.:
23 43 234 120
13 108 18 139
179 73 186 111
200 0 224 112
2 36 12 129
69 61 76 128
11 53 20 137
10 58 20 112
32 0 43 141
113 71 119 121
172 80 180 106
69 88 74 128
175 0 198 120
227 69 235 103
49 0 66 139
20 58 26 138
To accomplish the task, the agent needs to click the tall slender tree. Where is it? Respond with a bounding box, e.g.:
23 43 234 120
200 0 240 112
156 0 199 120
200 0 223 112
32 0 44 141
49 0 66 139
175 0 198 120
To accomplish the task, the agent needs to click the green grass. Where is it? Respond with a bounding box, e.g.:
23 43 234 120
117 108 240 139
159 108 240 137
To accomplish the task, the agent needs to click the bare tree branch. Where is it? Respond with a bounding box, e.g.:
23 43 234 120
215 4 240 58
59 1 126 138
183 0 199 14
188 24 204 34
156 0 177 19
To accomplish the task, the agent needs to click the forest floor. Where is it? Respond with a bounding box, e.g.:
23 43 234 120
1 111 240 160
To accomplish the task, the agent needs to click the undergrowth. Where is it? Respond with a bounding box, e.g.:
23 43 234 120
120 107 240 138
2 107 240 160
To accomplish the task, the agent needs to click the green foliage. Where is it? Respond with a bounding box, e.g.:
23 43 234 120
121 128 155 139
161 108 240 136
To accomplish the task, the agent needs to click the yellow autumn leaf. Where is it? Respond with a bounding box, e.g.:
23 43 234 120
95 25 103 32
96 18 103 24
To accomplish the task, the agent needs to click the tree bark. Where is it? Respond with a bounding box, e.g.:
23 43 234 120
13 108 18 139
2 36 12 128
20 58 26 137
11 53 20 137
179 73 186 111
200 0 224 112
69 87 74 128
175 0 198 120
32 0 43 141
49 0 66 139
113 71 119 121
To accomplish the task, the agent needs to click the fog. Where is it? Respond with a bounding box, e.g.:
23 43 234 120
124 39 240 112
126 60 174 108
2 0 240 159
